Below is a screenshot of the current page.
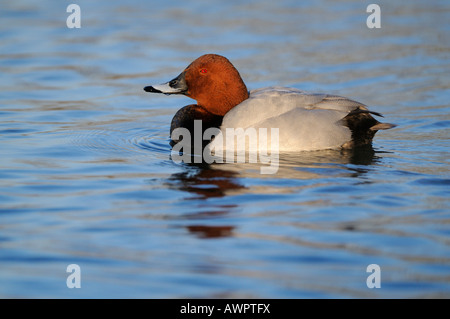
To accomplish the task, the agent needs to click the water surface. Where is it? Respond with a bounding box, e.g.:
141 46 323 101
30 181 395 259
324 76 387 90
1 0 449 298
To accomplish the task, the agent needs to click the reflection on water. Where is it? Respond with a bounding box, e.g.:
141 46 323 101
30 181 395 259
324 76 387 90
1 0 449 298
169 147 379 242
186 225 234 239
168 146 378 198
168 165 245 199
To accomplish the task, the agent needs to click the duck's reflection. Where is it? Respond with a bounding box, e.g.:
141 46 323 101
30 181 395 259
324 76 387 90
166 163 243 238
186 225 234 239
167 163 245 200
167 146 379 239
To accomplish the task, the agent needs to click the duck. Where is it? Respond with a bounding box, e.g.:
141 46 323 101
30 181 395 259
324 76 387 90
144 54 395 152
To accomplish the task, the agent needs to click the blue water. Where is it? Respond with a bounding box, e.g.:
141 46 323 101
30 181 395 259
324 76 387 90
1 0 449 298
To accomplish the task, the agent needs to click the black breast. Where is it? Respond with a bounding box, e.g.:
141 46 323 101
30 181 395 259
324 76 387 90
341 108 395 148
170 104 223 147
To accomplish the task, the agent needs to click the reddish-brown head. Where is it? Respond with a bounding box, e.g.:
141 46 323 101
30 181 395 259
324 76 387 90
183 54 249 116
144 54 249 116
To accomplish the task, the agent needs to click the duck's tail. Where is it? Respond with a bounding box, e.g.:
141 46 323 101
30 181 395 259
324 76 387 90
369 122 397 131
341 108 396 149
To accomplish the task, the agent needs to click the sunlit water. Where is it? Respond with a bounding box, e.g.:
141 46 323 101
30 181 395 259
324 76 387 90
1 0 449 298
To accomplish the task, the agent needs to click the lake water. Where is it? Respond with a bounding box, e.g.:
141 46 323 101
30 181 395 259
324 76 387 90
1 0 449 298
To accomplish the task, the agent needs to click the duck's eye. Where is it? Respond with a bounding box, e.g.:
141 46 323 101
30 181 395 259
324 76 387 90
200 68 208 74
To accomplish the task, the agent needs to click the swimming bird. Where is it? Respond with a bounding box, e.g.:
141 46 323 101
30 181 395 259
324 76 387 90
144 54 395 151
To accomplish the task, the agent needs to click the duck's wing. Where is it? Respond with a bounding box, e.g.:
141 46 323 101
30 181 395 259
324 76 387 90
225 86 377 129
253 86 383 113
221 87 395 150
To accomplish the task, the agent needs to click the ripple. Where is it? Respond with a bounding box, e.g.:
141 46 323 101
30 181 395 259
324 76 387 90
68 120 172 160
131 132 171 155
412 178 450 187
419 120 450 131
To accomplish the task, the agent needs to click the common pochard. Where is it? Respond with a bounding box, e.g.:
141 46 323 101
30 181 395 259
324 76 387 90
144 54 394 152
